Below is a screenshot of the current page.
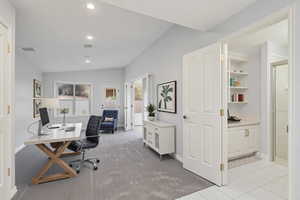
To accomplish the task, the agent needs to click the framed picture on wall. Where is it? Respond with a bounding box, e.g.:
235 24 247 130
33 99 42 118
33 79 41 97
56 83 74 98
157 81 177 113
75 84 91 98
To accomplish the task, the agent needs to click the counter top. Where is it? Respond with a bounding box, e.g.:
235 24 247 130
144 120 175 128
228 119 260 128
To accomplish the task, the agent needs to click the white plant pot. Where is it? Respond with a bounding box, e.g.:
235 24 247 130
148 116 155 121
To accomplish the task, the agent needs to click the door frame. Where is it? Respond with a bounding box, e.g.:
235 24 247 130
271 60 289 162
220 5 295 199
0 17 15 199
124 81 134 130
126 73 152 129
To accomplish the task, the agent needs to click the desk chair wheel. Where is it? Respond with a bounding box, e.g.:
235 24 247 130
93 166 98 171
76 170 80 174
96 159 100 163
69 164 73 167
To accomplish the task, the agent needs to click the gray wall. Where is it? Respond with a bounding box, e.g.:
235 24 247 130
125 0 295 158
15 53 42 149
42 68 125 128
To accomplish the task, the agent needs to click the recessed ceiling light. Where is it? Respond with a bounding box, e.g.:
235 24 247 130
86 35 94 40
85 59 91 64
86 3 95 10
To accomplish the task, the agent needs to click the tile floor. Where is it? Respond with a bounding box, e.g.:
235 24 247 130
177 160 288 200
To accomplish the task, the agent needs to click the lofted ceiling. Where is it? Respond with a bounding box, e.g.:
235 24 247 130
100 0 257 31
11 0 173 72
229 19 288 52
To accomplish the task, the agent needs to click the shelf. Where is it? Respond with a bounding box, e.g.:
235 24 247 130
229 52 248 63
228 102 248 104
229 71 248 76
230 87 248 89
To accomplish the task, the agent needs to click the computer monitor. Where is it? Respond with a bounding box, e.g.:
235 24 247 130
39 107 50 126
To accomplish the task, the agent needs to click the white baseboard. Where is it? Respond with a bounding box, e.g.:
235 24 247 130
255 152 268 161
174 154 183 163
15 144 25 154
10 185 17 199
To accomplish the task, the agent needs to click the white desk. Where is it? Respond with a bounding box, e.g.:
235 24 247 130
24 123 82 184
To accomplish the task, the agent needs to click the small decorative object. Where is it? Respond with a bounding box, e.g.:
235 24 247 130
60 108 69 126
146 104 156 121
157 81 177 113
238 94 244 102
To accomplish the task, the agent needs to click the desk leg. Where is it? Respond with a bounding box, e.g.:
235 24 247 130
32 141 77 184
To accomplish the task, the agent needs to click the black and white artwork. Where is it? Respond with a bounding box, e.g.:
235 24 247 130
157 81 177 113
57 83 74 97
33 79 41 98
33 99 42 118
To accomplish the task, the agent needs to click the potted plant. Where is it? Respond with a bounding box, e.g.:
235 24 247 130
146 104 156 121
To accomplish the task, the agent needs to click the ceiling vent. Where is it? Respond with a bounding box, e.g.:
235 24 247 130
21 47 36 52
84 44 93 48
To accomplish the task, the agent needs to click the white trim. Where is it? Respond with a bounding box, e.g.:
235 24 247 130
15 144 25 154
255 152 268 161
221 43 229 185
288 5 296 200
174 154 183 163
10 186 17 199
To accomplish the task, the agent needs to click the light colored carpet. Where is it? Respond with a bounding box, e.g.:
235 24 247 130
13 128 212 200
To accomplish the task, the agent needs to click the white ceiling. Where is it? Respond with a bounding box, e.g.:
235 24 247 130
11 0 173 72
100 0 257 31
229 19 288 52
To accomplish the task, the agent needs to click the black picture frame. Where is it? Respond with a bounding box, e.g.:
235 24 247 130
157 80 177 114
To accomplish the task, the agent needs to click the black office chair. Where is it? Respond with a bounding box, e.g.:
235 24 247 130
68 115 102 173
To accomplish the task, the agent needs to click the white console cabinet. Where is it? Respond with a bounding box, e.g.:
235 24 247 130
228 124 260 160
143 120 175 159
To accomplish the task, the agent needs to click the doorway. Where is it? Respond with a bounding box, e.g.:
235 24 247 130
224 17 289 199
181 8 294 200
133 79 144 127
272 61 289 165
124 74 151 132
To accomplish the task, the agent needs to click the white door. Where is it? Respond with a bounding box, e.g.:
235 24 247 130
124 82 134 131
275 65 288 162
183 43 226 186
0 24 10 199
142 76 149 121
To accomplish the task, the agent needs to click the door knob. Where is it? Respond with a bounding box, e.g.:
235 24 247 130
183 115 187 119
